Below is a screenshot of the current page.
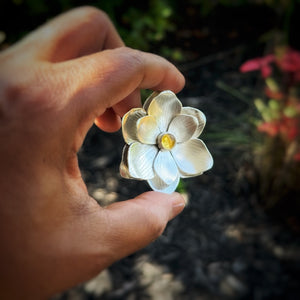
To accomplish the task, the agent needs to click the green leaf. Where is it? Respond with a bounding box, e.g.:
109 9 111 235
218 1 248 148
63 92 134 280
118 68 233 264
268 99 281 111
254 98 266 113
284 106 298 117
266 77 279 92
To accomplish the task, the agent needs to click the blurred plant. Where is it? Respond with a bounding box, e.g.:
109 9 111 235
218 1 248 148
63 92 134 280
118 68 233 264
1 0 183 60
119 0 175 51
185 0 299 16
240 46 300 210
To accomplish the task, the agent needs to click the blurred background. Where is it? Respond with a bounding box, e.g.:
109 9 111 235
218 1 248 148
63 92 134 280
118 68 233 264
1 1 300 299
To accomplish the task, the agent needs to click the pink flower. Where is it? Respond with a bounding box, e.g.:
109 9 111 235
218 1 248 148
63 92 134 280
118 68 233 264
280 117 299 141
240 54 275 78
257 121 280 136
257 117 299 141
276 48 300 72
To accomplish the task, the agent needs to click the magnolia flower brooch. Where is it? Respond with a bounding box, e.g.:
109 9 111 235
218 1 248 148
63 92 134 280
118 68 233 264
120 90 213 194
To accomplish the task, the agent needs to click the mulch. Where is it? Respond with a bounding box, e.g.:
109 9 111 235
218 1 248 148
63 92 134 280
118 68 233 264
54 5 300 300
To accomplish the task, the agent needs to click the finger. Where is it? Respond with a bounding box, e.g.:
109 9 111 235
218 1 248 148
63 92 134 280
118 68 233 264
20 6 124 62
55 47 185 124
112 89 142 118
95 89 141 132
93 192 185 268
94 108 121 132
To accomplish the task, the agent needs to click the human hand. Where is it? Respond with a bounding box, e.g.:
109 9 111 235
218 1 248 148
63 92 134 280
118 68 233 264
0 6 185 299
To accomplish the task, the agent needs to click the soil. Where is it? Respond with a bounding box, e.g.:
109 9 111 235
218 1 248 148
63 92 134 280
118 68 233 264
53 5 300 300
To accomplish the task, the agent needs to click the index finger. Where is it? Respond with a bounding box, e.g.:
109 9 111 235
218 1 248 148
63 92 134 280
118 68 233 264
55 47 185 131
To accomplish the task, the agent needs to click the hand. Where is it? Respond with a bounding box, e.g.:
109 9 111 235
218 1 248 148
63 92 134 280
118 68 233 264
0 6 185 299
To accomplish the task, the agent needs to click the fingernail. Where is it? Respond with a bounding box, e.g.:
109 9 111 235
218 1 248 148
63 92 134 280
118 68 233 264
170 192 186 219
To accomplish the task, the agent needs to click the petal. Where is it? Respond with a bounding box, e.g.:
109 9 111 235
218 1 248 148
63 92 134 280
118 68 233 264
147 90 182 131
127 142 158 179
261 65 272 78
181 107 206 138
137 116 161 144
147 173 180 194
154 151 179 185
240 58 261 72
122 108 146 144
120 145 131 179
168 114 198 143
143 91 160 111
171 139 213 176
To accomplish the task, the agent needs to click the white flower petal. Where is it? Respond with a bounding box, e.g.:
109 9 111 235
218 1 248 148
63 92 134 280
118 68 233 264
120 162 131 179
143 91 160 112
122 108 146 144
121 91 213 193
147 90 182 131
148 173 180 194
127 142 158 179
154 151 179 185
120 145 131 179
168 114 198 143
137 116 161 144
171 139 213 176
181 107 206 138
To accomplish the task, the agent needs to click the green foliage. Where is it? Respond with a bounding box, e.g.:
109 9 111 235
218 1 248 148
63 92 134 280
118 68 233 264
119 0 174 51
176 179 187 194
1 0 177 58
254 98 281 122
1 0 298 59
187 0 300 14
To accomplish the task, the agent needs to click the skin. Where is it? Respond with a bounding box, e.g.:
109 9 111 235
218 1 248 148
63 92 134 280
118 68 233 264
0 6 186 299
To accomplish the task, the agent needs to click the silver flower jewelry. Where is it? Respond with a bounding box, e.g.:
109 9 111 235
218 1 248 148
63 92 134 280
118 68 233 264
120 90 213 194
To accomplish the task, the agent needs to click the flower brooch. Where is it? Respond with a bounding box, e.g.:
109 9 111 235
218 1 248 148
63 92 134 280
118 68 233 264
120 90 213 193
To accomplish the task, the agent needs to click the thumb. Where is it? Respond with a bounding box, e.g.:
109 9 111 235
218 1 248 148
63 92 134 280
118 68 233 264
94 191 185 266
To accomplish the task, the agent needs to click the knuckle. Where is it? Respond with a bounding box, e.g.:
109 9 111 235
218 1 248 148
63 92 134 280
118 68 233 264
1 77 27 110
113 47 145 74
0 67 56 120
78 6 111 28
73 5 104 16
123 47 144 66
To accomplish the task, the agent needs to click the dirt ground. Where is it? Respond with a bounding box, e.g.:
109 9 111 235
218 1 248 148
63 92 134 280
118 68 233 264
53 5 300 300
52 44 300 300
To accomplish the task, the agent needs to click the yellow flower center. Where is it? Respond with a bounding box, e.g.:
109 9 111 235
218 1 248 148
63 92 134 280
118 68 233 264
158 133 176 150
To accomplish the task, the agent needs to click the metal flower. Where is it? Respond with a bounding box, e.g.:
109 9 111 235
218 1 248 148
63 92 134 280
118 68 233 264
120 90 213 193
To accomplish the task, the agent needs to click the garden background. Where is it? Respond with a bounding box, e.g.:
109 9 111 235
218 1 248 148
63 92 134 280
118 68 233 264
1 0 300 299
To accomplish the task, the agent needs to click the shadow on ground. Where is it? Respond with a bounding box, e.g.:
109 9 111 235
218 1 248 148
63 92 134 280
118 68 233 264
54 4 300 299
53 42 300 300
